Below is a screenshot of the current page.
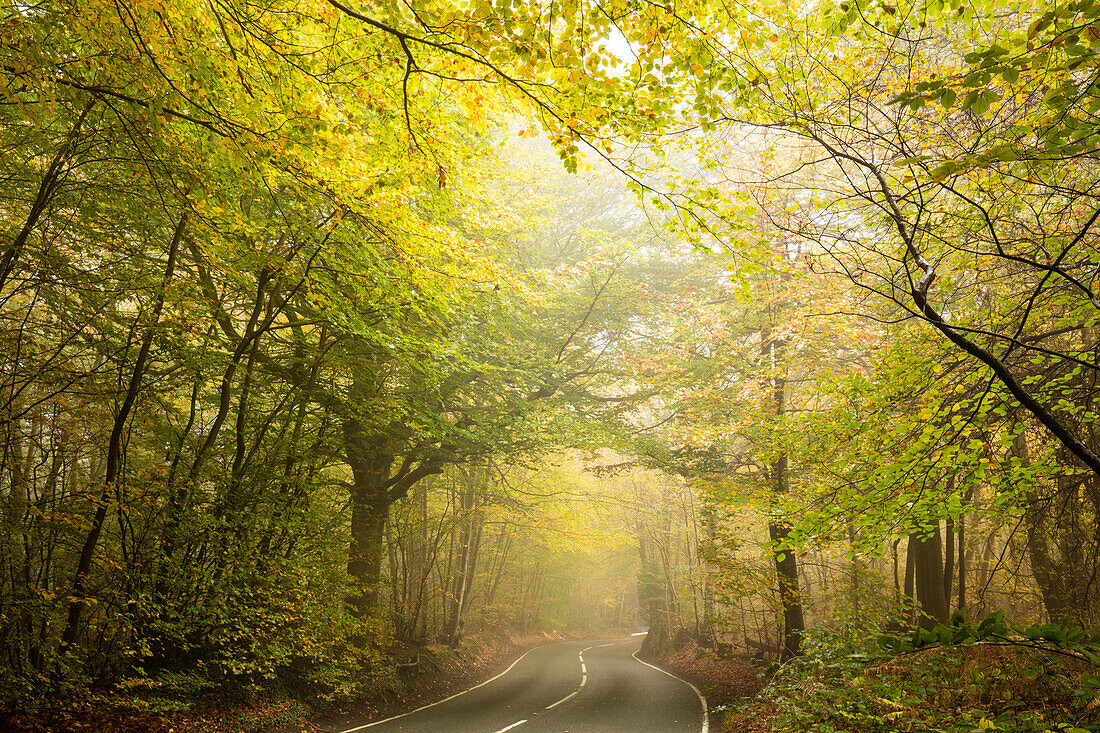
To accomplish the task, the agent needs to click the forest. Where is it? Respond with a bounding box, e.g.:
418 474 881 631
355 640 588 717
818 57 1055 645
1 0 1099 731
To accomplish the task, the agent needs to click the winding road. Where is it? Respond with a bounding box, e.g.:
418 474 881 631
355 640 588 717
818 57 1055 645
336 638 707 733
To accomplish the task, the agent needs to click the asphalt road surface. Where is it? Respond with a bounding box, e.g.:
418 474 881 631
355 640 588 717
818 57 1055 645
337 638 707 733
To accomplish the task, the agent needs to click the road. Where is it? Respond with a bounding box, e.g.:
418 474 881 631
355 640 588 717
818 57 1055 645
337 638 707 733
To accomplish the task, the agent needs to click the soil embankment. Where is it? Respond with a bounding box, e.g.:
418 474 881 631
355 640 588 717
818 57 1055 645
650 644 768 732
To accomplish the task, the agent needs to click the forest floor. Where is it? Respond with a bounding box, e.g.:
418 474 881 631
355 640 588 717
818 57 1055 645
0 632 563 733
13 633 1094 733
652 644 769 732
260 631 567 733
665 639 1100 733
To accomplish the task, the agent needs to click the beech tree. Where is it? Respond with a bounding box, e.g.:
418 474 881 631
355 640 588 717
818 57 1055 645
7 0 1100 709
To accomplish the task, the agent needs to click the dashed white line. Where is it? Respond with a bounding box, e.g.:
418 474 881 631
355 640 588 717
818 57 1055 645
546 642 599 709
545 690 579 709
494 719 528 732
578 647 591 687
632 650 710 733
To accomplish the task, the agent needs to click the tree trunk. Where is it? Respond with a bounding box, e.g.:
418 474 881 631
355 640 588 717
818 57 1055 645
345 426 395 619
848 521 863 618
943 474 957 606
957 516 967 612
1015 427 1092 625
60 212 187 653
892 537 903 608
638 524 673 658
770 513 804 659
699 502 717 647
342 409 442 621
911 525 949 629
445 479 483 646
763 331 803 660
0 101 94 293
943 516 955 608
904 536 916 624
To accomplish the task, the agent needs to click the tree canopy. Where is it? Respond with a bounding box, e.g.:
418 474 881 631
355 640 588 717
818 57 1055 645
3 1 1100 731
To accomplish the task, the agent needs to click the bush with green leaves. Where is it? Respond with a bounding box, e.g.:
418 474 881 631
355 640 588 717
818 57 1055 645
727 613 1100 733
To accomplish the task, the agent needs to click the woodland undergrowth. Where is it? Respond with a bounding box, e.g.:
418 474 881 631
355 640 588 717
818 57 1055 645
0 631 544 733
723 613 1100 733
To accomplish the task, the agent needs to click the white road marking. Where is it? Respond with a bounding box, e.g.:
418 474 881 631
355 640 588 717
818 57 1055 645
545 690 579 709
338 640 652 733
577 647 590 687
334 644 554 733
631 631 648 636
631 650 710 733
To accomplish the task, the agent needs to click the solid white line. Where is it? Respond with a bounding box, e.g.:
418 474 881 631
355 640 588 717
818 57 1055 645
580 673 587 687
580 662 587 674
334 644 551 733
544 690 579 710
631 650 709 733
595 642 615 648
494 719 527 733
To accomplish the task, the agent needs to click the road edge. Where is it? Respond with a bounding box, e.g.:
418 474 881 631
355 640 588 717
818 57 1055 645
631 650 710 733
334 643 555 733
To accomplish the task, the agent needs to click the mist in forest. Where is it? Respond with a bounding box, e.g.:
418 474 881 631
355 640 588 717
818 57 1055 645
3 3 1100 731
